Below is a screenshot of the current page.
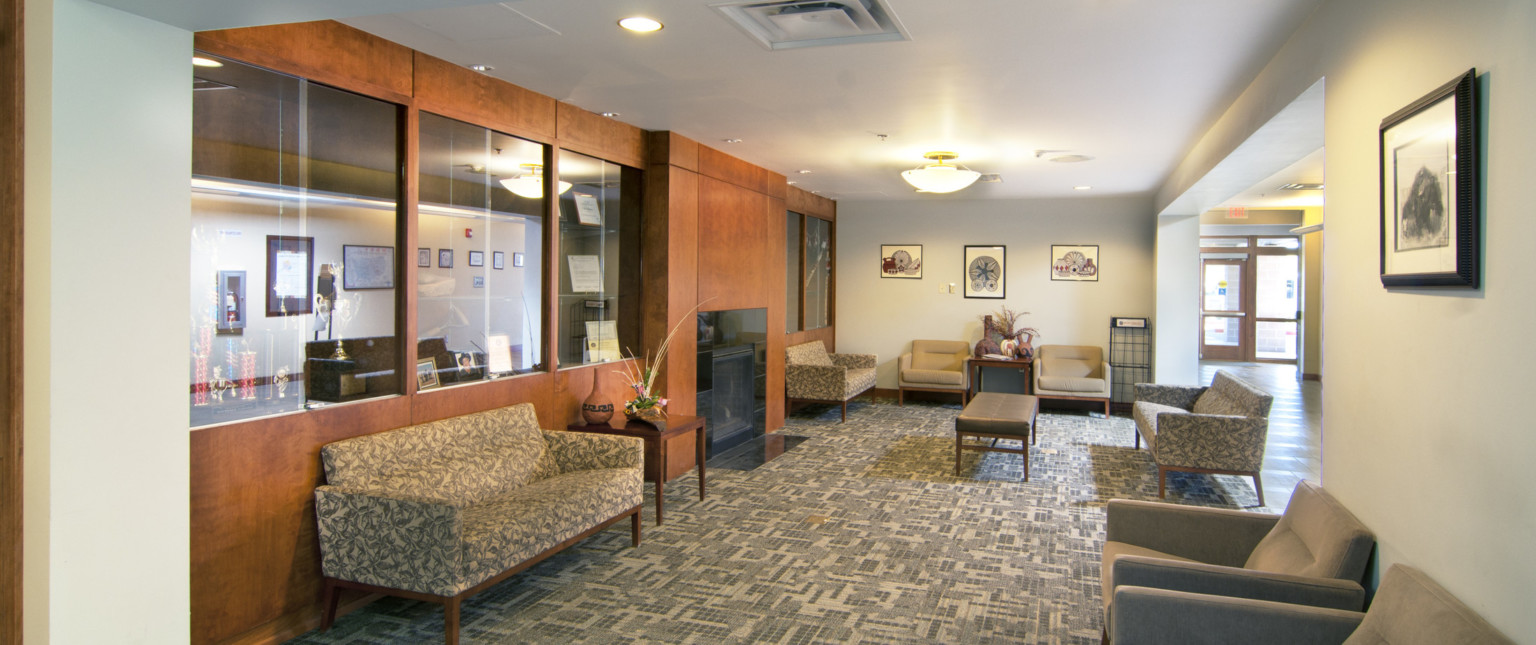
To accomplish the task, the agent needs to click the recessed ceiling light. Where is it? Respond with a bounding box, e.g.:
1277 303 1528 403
619 16 663 32
192 56 223 68
723 138 742 144
601 112 621 118
467 64 494 73
787 180 799 185
1074 185 1092 191
797 169 813 175
1050 154 1095 163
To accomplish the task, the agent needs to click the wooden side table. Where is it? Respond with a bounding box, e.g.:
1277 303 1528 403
968 357 1033 399
566 414 706 526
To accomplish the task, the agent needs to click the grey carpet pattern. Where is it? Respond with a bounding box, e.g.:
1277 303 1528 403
289 398 1264 644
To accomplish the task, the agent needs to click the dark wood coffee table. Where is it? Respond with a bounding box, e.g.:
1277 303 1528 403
968 356 1033 399
567 414 706 525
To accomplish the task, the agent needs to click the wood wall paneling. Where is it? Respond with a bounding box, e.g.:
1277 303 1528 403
766 198 787 432
647 131 698 172
194 21 414 105
2 0 22 639
697 176 772 312
412 52 556 142
787 186 835 221
556 103 644 170
698 145 771 195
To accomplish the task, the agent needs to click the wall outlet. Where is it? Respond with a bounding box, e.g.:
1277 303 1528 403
949 283 957 294
938 284 947 294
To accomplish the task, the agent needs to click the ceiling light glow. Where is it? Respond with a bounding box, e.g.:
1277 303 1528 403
619 17 664 33
192 56 223 68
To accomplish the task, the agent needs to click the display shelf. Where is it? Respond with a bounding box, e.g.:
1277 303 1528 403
1110 317 1151 405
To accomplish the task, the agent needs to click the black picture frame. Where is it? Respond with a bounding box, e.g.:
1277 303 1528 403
1379 68 1479 288
342 244 395 290
265 235 314 316
417 247 431 268
438 249 453 269
963 245 1005 299
880 244 923 279
492 251 505 270
468 250 484 267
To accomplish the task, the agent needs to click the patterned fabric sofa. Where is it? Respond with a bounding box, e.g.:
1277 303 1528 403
313 403 644 644
1132 370 1274 505
785 340 877 422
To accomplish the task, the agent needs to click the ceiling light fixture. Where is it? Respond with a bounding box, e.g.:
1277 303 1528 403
619 16 664 32
1074 185 1092 191
192 56 223 68
467 64 494 73
601 112 621 118
901 152 981 193
723 138 743 144
498 164 572 199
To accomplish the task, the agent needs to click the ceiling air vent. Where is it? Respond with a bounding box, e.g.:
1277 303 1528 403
711 0 910 51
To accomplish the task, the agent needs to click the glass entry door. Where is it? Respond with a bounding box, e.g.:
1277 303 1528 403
1254 254 1301 361
1199 236 1303 363
1201 259 1246 360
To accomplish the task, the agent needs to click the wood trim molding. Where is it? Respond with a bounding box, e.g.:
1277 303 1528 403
787 185 835 221
194 21 414 105
2 0 23 640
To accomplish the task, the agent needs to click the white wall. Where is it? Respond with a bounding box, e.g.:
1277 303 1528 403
1171 0 1536 639
836 195 1155 389
24 0 192 641
1153 215 1200 384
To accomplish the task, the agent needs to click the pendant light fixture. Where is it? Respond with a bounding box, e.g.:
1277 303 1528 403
901 151 981 193
498 163 572 199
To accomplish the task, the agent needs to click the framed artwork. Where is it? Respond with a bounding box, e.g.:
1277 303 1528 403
265 235 313 316
342 244 395 290
415 358 440 390
438 249 453 268
1051 245 1100 281
1380 68 1479 288
417 248 431 268
468 250 485 267
963 245 1005 299
493 251 505 270
216 270 246 332
513 252 525 268
880 244 923 278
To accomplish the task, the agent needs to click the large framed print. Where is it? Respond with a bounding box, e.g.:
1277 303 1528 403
963 245 1005 299
1051 244 1100 282
342 244 395 290
265 235 313 316
880 244 922 278
1380 69 1479 288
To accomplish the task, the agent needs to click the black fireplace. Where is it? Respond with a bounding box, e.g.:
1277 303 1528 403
696 308 767 458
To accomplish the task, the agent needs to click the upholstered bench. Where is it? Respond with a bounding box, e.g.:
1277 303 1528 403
955 393 1039 480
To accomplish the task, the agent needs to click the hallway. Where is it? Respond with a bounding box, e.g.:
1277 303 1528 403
1199 361 1321 510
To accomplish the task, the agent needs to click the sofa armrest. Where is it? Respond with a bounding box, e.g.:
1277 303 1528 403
1156 413 1269 472
314 485 467 596
830 353 877 370
898 352 913 374
786 363 851 400
1133 383 1206 410
544 430 643 473
1111 556 1366 611
1111 586 1364 645
1107 499 1278 566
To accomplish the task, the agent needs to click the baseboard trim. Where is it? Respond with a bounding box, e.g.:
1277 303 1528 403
216 592 383 645
1302 373 1321 382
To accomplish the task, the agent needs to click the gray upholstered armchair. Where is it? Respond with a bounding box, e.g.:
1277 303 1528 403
785 340 876 422
1101 480 1375 643
1132 370 1273 504
1109 564 1512 645
1033 345 1111 415
898 339 970 406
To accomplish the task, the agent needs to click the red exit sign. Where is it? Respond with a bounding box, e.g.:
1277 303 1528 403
1226 207 1248 219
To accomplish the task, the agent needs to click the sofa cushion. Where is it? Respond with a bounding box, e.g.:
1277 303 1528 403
847 367 877 396
1245 481 1374 582
1038 373 1107 394
903 367 964 386
1192 390 1244 416
1041 357 1097 379
786 340 834 366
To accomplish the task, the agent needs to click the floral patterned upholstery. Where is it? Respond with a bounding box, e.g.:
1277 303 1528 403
1131 370 1274 504
785 340 877 422
315 402 643 600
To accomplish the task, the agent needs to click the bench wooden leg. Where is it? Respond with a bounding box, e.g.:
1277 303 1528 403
954 434 962 475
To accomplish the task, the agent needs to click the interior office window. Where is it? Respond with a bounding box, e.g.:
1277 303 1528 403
415 113 547 390
190 53 402 428
785 212 802 332
556 149 642 368
805 216 832 330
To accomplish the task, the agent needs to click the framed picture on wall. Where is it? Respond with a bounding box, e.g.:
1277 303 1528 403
513 252 525 268
1379 68 1479 288
880 244 923 278
265 235 314 316
342 244 395 290
438 249 453 268
963 245 1005 299
417 248 431 268
468 250 485 267
492 251 505 270
1051 244 1100 281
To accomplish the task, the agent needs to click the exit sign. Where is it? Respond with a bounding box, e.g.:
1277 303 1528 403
1226 207 1248 219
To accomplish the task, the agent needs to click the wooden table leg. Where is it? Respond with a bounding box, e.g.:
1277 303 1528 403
655 436 666 525
695 425 706 500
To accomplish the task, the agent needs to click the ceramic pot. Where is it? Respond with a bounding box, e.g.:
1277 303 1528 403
581 373 615 425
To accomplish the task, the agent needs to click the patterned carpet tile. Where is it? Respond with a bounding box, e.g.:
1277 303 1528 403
289 399 1263 644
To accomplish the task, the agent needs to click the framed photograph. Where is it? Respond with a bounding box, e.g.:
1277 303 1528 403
417 248 431 268
1380 69 1479 288
216 270 246 333
880 244 923 278
415 358 440 390
574 193 603 226
1051 244 1100 282
265 235 313 316
513 252 525 268
468 250 485 267
342 244 395 290
963 245 1005 299
438 249 453 269
492 251 505 270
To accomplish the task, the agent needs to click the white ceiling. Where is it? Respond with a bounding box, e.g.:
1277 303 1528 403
112 0 1326 202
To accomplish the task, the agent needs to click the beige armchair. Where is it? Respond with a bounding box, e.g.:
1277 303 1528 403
785 340 876 422
1033 345 1111 415
898 340 970 406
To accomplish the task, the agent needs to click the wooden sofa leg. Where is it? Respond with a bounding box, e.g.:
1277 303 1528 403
840 400 848 422
631 508 642 547
444 596 461 645
899 388 905 406
320 578 340 631
1252 473 1265 507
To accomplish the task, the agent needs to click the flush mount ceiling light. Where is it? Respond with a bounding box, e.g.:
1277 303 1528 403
498 164 572 199
619 16 664 32
901 152 981 194
192 56 223 68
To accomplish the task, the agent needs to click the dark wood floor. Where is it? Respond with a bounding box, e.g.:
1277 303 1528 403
1200 361 1320 512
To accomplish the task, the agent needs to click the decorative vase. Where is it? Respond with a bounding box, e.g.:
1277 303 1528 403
999 339 1017 358
1016 335 1035 361
581 373 615 425
625 404 667 432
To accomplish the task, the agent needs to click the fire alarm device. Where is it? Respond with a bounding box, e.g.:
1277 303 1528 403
465 228 474 238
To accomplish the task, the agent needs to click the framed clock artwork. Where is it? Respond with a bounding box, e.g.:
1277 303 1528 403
963 245 1005 299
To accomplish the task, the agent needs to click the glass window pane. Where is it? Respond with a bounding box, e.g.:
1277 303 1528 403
805 216 831 330
191 54 402 427
1256 254 1300 320
1204 316 1240 346
1257 237 1301 249
785 212 802 333
1256 321 1299 360
557 149 642 368
1202 262 1242 312
416 113 546 388
1201 237 1250 248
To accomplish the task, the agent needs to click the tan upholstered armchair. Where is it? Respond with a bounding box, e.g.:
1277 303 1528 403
785 340 876 422
1033 345 1111 415
1133 370 1273 504
898 340 970 406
